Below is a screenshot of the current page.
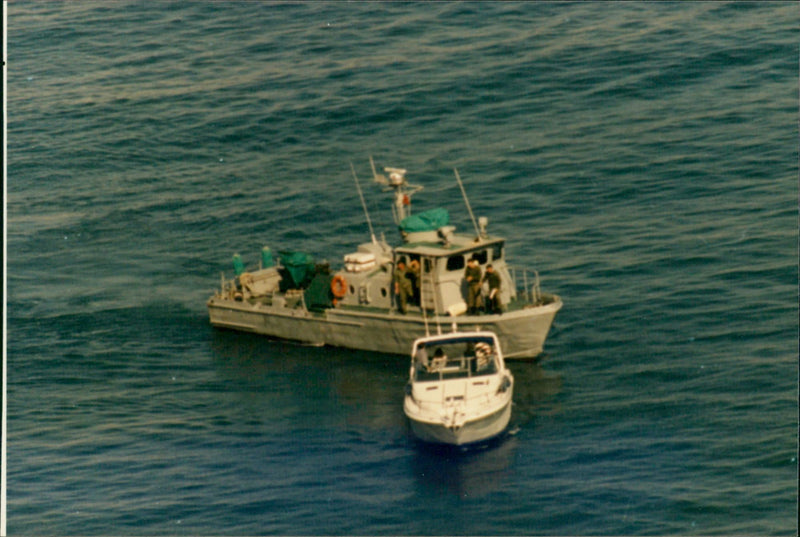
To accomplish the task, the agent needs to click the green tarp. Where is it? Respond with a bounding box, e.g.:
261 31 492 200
305 272 334 309
399 208 449 233
280 251 315 287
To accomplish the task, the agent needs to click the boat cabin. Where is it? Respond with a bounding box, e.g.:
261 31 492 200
327 206 518 315
393 234 514 316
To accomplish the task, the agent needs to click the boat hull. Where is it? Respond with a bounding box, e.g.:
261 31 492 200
405 398 512 446
207 295 561 358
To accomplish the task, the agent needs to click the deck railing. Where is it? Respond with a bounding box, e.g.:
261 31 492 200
509 266 541 305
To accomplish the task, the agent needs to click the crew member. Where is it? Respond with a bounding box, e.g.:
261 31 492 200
483 263 502 314
464 256 483 314
415 344 429 370
408 259 421 305
394 259 413 314
430 347 447 370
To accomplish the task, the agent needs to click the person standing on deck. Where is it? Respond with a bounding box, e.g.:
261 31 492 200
394 260 413 314
483 263 502 314
408 259 421 305
464 256 483 315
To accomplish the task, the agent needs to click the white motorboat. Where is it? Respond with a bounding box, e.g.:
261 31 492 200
404 331 514 446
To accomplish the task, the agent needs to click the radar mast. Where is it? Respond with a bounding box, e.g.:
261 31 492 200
370 156 423 225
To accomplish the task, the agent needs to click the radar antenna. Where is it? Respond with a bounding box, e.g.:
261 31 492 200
369 156 423 225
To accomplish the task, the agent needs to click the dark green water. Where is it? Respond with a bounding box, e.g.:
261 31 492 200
6 2 797 534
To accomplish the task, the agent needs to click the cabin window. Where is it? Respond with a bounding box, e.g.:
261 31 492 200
492 243 503 261
381 288 387 297
446 255 465 272
349 285 355 295
473 250 488 265
423 258 433 273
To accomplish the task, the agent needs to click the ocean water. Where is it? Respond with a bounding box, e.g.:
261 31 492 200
5 2 798 535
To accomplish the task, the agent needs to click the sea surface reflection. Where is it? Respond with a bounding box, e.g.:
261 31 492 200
208 327 567 506
409 433 519 498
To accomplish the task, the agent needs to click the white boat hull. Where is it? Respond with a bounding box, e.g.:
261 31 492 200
405 397 512 446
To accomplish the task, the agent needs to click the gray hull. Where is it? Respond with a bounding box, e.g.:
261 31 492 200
207 295 561 358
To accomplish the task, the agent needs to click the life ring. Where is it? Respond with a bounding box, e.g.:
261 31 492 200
331 275 347 299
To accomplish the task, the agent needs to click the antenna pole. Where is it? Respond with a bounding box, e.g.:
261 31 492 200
420 258 430 337
369 155 379 181
454 168 481 238
351 162 377 244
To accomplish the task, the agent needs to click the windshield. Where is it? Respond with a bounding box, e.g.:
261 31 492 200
412 339 498 381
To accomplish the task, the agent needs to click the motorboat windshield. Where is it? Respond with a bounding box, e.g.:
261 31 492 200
412 335 499 382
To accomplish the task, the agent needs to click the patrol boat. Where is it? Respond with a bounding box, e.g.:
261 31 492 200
206 159 562 358
404 331 514 445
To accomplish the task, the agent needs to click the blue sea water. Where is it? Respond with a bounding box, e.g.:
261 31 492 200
5 2 798 535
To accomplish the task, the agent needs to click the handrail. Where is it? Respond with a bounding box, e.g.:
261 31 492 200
509 266 541 305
